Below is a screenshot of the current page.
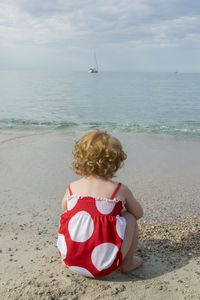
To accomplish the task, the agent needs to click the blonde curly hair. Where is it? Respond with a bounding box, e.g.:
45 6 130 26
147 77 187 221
72 129 127 179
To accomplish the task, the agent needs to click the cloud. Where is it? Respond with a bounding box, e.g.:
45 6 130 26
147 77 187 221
1 0 200 72
1 0 200 49
0 1 88 45
129 15 200 48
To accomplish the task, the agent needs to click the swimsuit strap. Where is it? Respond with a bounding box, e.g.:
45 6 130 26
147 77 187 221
110 182 122 200
68 185 73 196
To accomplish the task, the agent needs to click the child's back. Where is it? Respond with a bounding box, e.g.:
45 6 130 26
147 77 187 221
57 130 143 278
66 176 126 202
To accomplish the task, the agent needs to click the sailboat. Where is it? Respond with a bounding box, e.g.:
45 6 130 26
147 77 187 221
88 50 98 73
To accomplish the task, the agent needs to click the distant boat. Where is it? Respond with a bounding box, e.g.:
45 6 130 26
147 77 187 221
88 50 98 73
88 67 98 73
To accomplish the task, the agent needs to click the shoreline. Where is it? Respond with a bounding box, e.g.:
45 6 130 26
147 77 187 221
1 126 200 144
0 129 200 299
1 129 200 221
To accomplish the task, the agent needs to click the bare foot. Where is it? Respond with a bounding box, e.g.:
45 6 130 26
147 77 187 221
120 256 143 273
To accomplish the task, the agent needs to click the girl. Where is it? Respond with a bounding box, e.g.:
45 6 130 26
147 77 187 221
57 129 143 278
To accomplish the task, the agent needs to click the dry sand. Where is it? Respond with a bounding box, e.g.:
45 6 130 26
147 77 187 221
0 130 200 300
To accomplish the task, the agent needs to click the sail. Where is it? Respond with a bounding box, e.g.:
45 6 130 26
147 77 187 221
88 49 98 73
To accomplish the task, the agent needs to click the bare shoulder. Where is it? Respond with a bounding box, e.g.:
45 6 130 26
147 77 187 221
69 179 83 191
119 183 131 194
63 179 80 199
117 183 132 198
111 182 127 202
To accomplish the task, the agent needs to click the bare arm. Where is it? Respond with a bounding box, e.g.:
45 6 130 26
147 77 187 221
61 189 69 211
124 185 143 220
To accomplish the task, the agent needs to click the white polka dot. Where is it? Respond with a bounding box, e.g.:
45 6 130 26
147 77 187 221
57 233 67 259
116 215 127 239
68 211 94 242
95 199 115 215
67 195 79 210
69 266 94 277
91 243 119 271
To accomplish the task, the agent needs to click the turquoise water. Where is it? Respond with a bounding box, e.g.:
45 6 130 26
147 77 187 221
0 70 200 137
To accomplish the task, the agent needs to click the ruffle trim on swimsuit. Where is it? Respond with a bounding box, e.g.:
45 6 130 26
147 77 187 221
66 195 126 207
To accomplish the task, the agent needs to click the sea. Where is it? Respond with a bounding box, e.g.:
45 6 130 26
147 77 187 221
0 70 200 138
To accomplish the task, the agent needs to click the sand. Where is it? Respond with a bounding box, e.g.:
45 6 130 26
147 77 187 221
0 129 200 300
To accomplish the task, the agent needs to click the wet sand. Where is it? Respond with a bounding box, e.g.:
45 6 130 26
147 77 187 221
0 130 200 300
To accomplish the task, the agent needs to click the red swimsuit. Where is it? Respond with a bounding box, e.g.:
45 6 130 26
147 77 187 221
57 182 127 278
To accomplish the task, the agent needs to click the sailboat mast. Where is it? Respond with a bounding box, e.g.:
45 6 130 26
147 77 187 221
94 50 98 71
88 49 98 73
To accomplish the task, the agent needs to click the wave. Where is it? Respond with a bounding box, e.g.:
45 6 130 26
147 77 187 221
0 118 200 138
0 118 78 129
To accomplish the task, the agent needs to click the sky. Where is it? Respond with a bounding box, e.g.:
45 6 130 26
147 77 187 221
0 0 200 72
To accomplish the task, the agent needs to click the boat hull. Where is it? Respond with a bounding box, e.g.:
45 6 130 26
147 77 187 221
88 68 98 73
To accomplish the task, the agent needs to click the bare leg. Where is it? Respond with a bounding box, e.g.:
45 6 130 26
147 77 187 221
120 211 143 273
